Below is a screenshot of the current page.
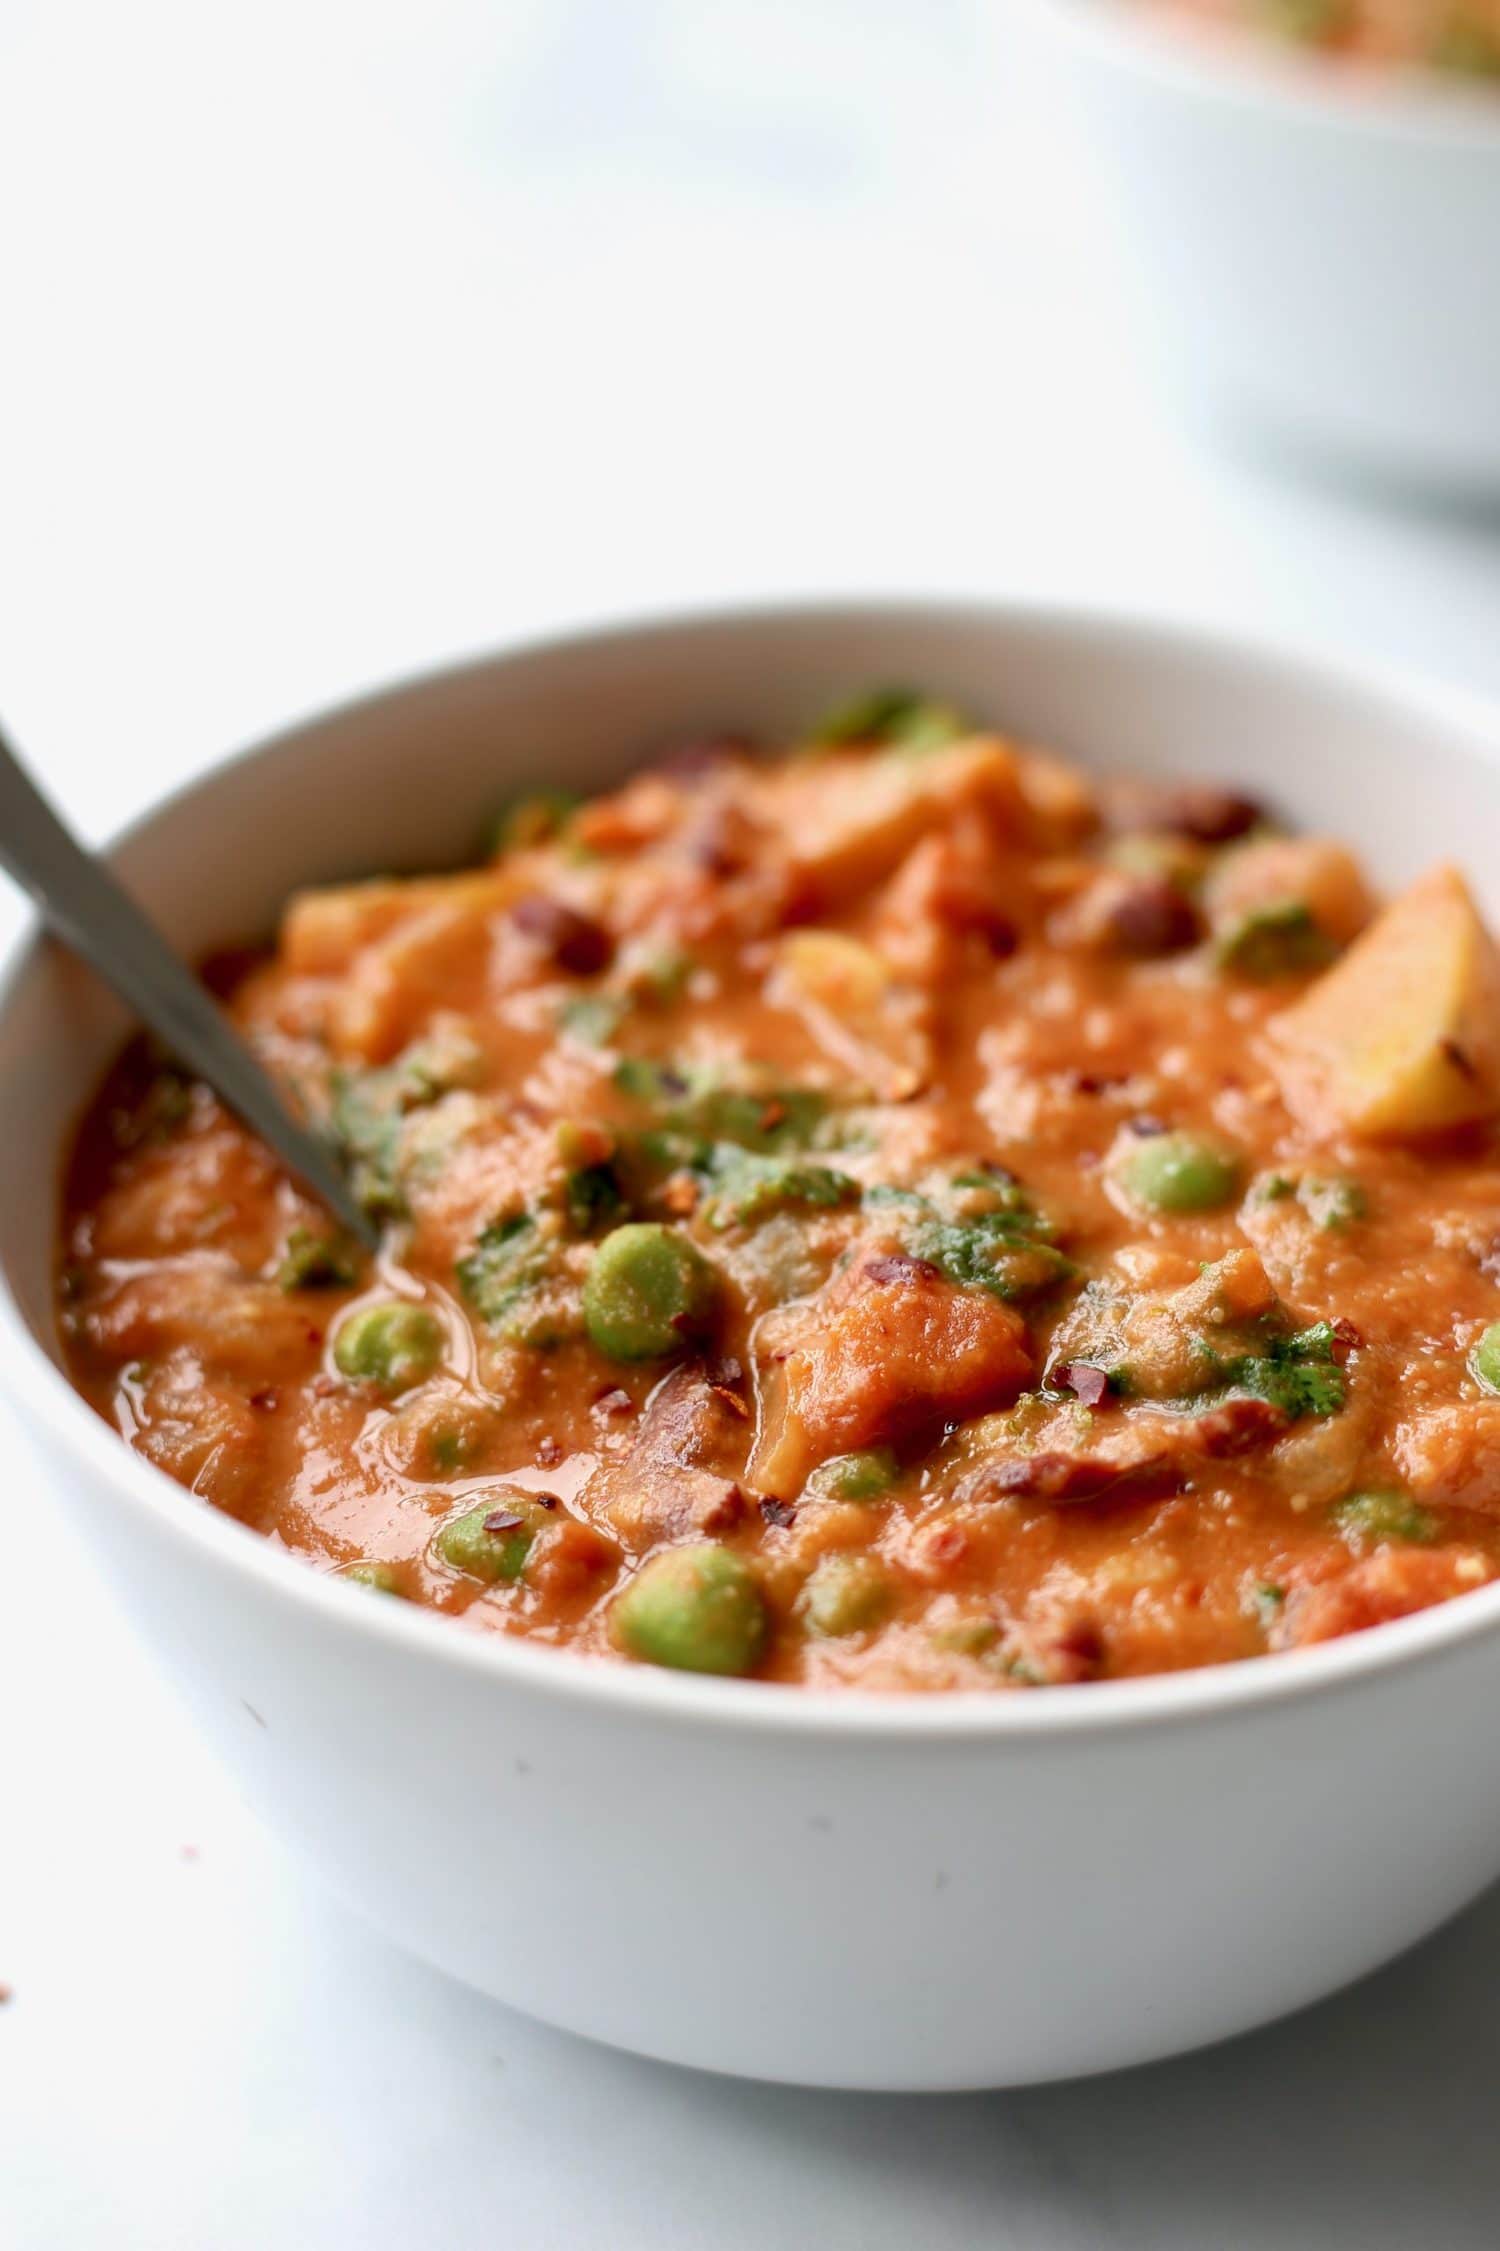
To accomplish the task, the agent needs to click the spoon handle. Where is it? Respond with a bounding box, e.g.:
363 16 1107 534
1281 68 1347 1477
0 725 376 1248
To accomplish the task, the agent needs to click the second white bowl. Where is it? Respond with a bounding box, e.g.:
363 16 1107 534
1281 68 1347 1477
1016 1 1500 490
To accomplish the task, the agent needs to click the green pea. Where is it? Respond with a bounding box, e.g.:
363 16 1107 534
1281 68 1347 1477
488 789 579 856
333 1301 445 1394
343 1560 405 1596
611 1543 768 1676
812 687 967 749
1114 1131 1240 1215
804 1447 899 1504
797 1554 892 1639
428 1418 485 1475
582 1223 717 1361
1334 1490 1436 1548
1213 901 1335 980
435 1496 552 1585
1472 1322 1500 1396
930 1616 1002 1658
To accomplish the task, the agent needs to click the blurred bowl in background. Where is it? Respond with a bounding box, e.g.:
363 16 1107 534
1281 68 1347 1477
1013 0 1500 493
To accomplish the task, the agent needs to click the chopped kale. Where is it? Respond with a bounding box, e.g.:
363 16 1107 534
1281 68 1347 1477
1252 1584 1286 1628
701 1151 859 1231
563 1161 628 1235
1334 1490 1437 1546
275 1227 361 1291
397 1026 485 1099
612 1058 832 1156
883 1173 1075 1303
613 1055 691 1106
328 1068 408 1221
327 1033 487 1223
1298 1176 1366 1232
558 992 626 1048
1252 1170 1365 1231
1217 1323 1346 1421
912 1218 1077 1303
456 1214 551 1332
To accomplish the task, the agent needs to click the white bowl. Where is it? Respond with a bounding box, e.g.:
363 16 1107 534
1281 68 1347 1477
1015 1 1500 490
7 602 1500 2091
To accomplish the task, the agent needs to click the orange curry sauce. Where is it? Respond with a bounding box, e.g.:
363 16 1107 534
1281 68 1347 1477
58 694 1500 1688
1147 0 1500 76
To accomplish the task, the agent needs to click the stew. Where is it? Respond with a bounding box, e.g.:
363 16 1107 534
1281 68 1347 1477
58 692 1500 1688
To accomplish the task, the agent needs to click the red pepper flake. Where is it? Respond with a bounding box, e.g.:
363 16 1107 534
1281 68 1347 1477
1054 1363 1111 1410
532 1491 560 1511
1070 1072 1125 1096
482 1509 526 1535
759 1496 796 1528
778 877 823 929
912 1521 970 1575
250 1389 279 1413
975 911 1020 960
509 894 613 976
758 1098 788 1134
536 1436 564 1470
1328 1317 1362 1364
685 805 750 876
304 1327 325 1348
864 1252 942 1287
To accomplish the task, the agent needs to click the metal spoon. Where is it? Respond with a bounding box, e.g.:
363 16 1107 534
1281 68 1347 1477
0 721 377 1250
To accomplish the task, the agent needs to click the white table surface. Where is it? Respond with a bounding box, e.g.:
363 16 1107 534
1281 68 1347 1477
5 5 1500 2244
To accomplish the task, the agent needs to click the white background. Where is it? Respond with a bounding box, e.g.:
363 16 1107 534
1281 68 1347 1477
3 4 1500 2244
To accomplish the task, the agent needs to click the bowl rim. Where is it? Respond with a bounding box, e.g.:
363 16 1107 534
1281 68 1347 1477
10 592 1500 1745
1021 0 1500 150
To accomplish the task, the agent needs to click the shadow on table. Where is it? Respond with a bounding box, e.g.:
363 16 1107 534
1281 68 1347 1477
494 1875 1500 2251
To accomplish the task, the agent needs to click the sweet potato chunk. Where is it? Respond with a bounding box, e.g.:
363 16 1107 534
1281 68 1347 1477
1395 1399 1500 1516
1271 864 1500 1139
1280 1549 1491 1648
326 902 496 1063
779 739 1024 907
771 930 931 1100
283 871 513 977
751 1251 1032 1499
